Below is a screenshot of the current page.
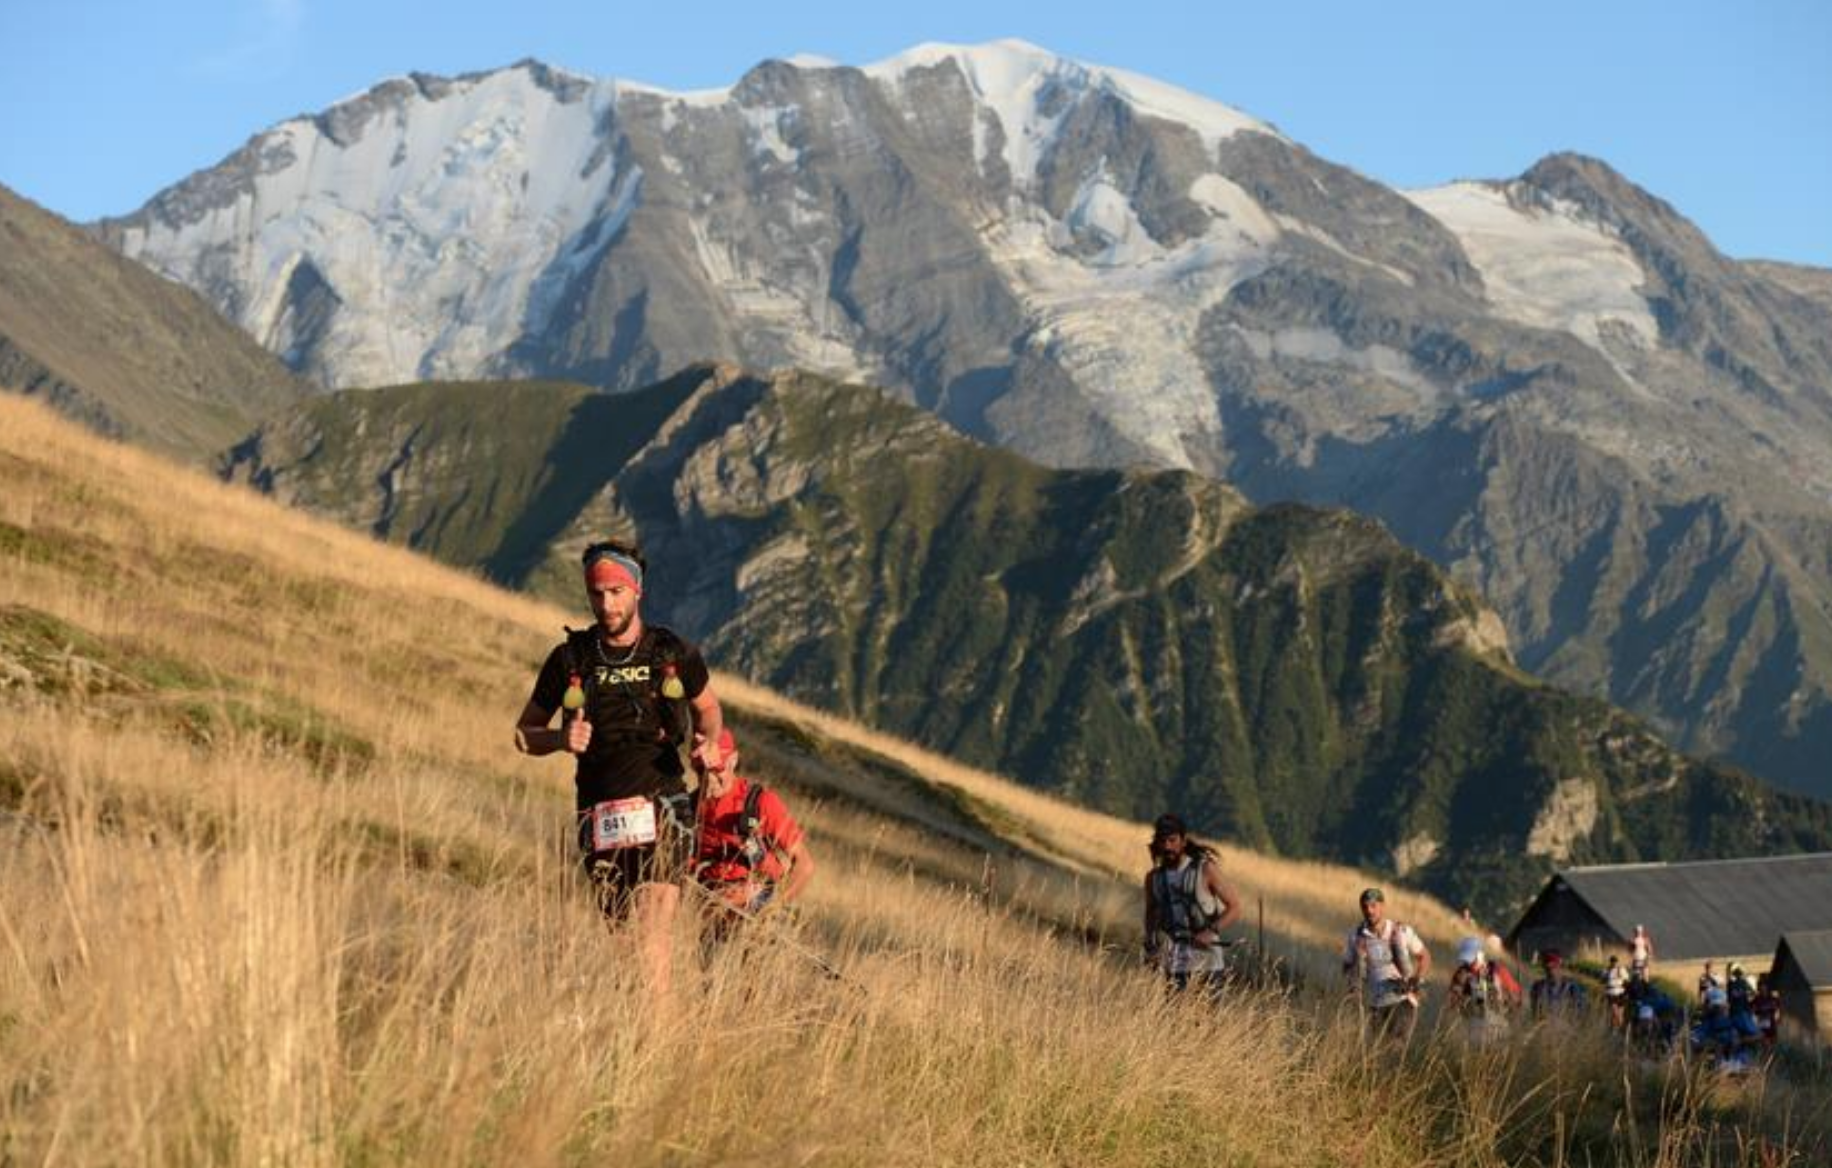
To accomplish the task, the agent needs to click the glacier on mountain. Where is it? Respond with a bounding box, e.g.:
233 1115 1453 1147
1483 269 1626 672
1406 181 1658 354
110 40 1295 462
118 66 625 383
105 37 1681 471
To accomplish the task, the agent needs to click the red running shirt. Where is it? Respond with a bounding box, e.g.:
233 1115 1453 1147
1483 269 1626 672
695 776 804 886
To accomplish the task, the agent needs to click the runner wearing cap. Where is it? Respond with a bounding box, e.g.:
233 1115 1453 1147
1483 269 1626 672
691 727 816 933
1342 887 1431 1042
1448 935 1523 1039
1142 814 1243 996
514 537 726 997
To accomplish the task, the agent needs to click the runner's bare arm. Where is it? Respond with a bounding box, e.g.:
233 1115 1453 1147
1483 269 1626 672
778 838 816 903
1202 860 1244 935
689 685 725 768
1408 930 1433 983
514 699 575 755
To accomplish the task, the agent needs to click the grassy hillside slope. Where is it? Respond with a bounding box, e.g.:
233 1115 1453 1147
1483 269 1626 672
0 185 306 459
3 397 1824 1165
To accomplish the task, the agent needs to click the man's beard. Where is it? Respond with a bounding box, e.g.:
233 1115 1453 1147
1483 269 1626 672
599 608 635 640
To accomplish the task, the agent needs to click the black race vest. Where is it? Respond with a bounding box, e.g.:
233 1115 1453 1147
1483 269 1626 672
564 625 693 754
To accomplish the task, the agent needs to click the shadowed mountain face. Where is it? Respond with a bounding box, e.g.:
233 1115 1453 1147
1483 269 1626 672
0 185 305 460
223 367 1832 916
100 47 1832 795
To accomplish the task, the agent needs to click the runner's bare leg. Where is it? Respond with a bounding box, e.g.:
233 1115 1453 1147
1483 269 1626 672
630 882 680 1000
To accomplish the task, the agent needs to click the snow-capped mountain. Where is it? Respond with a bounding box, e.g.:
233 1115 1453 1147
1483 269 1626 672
102 41 1317 466
99 41 1832 798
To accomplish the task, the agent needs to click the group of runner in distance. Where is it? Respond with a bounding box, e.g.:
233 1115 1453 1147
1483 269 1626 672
516 537 1784 1067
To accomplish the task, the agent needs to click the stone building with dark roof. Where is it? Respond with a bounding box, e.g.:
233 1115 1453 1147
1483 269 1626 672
1505 854 1832 976
1770 930 1832 1041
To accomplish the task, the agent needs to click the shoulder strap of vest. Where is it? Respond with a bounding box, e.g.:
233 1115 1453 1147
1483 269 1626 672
646 624 687 662
643 625 694 746
562 626 591 675
1379 920 1416 980
725 783 770 872
1149 866 1173 910
741 783 767 839
1149 859 1211 942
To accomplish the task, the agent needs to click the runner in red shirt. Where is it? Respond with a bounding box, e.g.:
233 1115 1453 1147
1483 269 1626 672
691 729 816 921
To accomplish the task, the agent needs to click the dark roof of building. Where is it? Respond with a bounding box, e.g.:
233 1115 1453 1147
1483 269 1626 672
1776 930 1832 987
1516 853 1832 960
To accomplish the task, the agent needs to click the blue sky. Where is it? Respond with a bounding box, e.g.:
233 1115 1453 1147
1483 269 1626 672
3 0 1829 265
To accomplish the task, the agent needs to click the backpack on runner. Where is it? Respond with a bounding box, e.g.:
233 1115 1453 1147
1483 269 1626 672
1148 844 1228 945
1352 917 1419 1006
697 782 784 907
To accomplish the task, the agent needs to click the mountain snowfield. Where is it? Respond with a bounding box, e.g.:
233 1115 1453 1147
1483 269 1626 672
107 41 1705 475
110 40 1292 465
1406 182 1660 358
113 63 629 383
99 39 1832 799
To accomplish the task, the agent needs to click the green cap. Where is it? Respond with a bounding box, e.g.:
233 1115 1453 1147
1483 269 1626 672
1359 887 1385 903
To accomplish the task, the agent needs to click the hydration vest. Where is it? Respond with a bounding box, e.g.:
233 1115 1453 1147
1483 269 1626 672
1532 976 1585 1014
1352 918 1418 1004
1149 849 1224 944
562 624 693 751
1454 963 1506 1017
700 783 773 878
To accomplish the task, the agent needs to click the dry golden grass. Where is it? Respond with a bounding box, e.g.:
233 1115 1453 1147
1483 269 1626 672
3 395 1827 1166
720 674 1474 970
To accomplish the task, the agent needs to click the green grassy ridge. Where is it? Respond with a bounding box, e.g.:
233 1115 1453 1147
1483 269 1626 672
223 371 714 589
218 367 1832 917
717 380 1832 914
225 378 594 572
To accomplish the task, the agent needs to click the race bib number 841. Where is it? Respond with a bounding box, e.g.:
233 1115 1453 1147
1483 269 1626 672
588 797 658 851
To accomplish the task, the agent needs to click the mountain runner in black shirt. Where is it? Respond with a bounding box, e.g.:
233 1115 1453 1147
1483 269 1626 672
515 538 726 999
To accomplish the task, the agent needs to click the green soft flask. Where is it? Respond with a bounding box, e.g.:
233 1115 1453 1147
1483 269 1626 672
660 662 685 701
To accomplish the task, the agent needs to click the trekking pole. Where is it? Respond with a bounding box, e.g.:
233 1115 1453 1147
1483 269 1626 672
1257 896 1265 984
682 879 852 984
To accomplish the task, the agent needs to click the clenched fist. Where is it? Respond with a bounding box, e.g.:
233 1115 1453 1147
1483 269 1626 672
564 710 593 754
